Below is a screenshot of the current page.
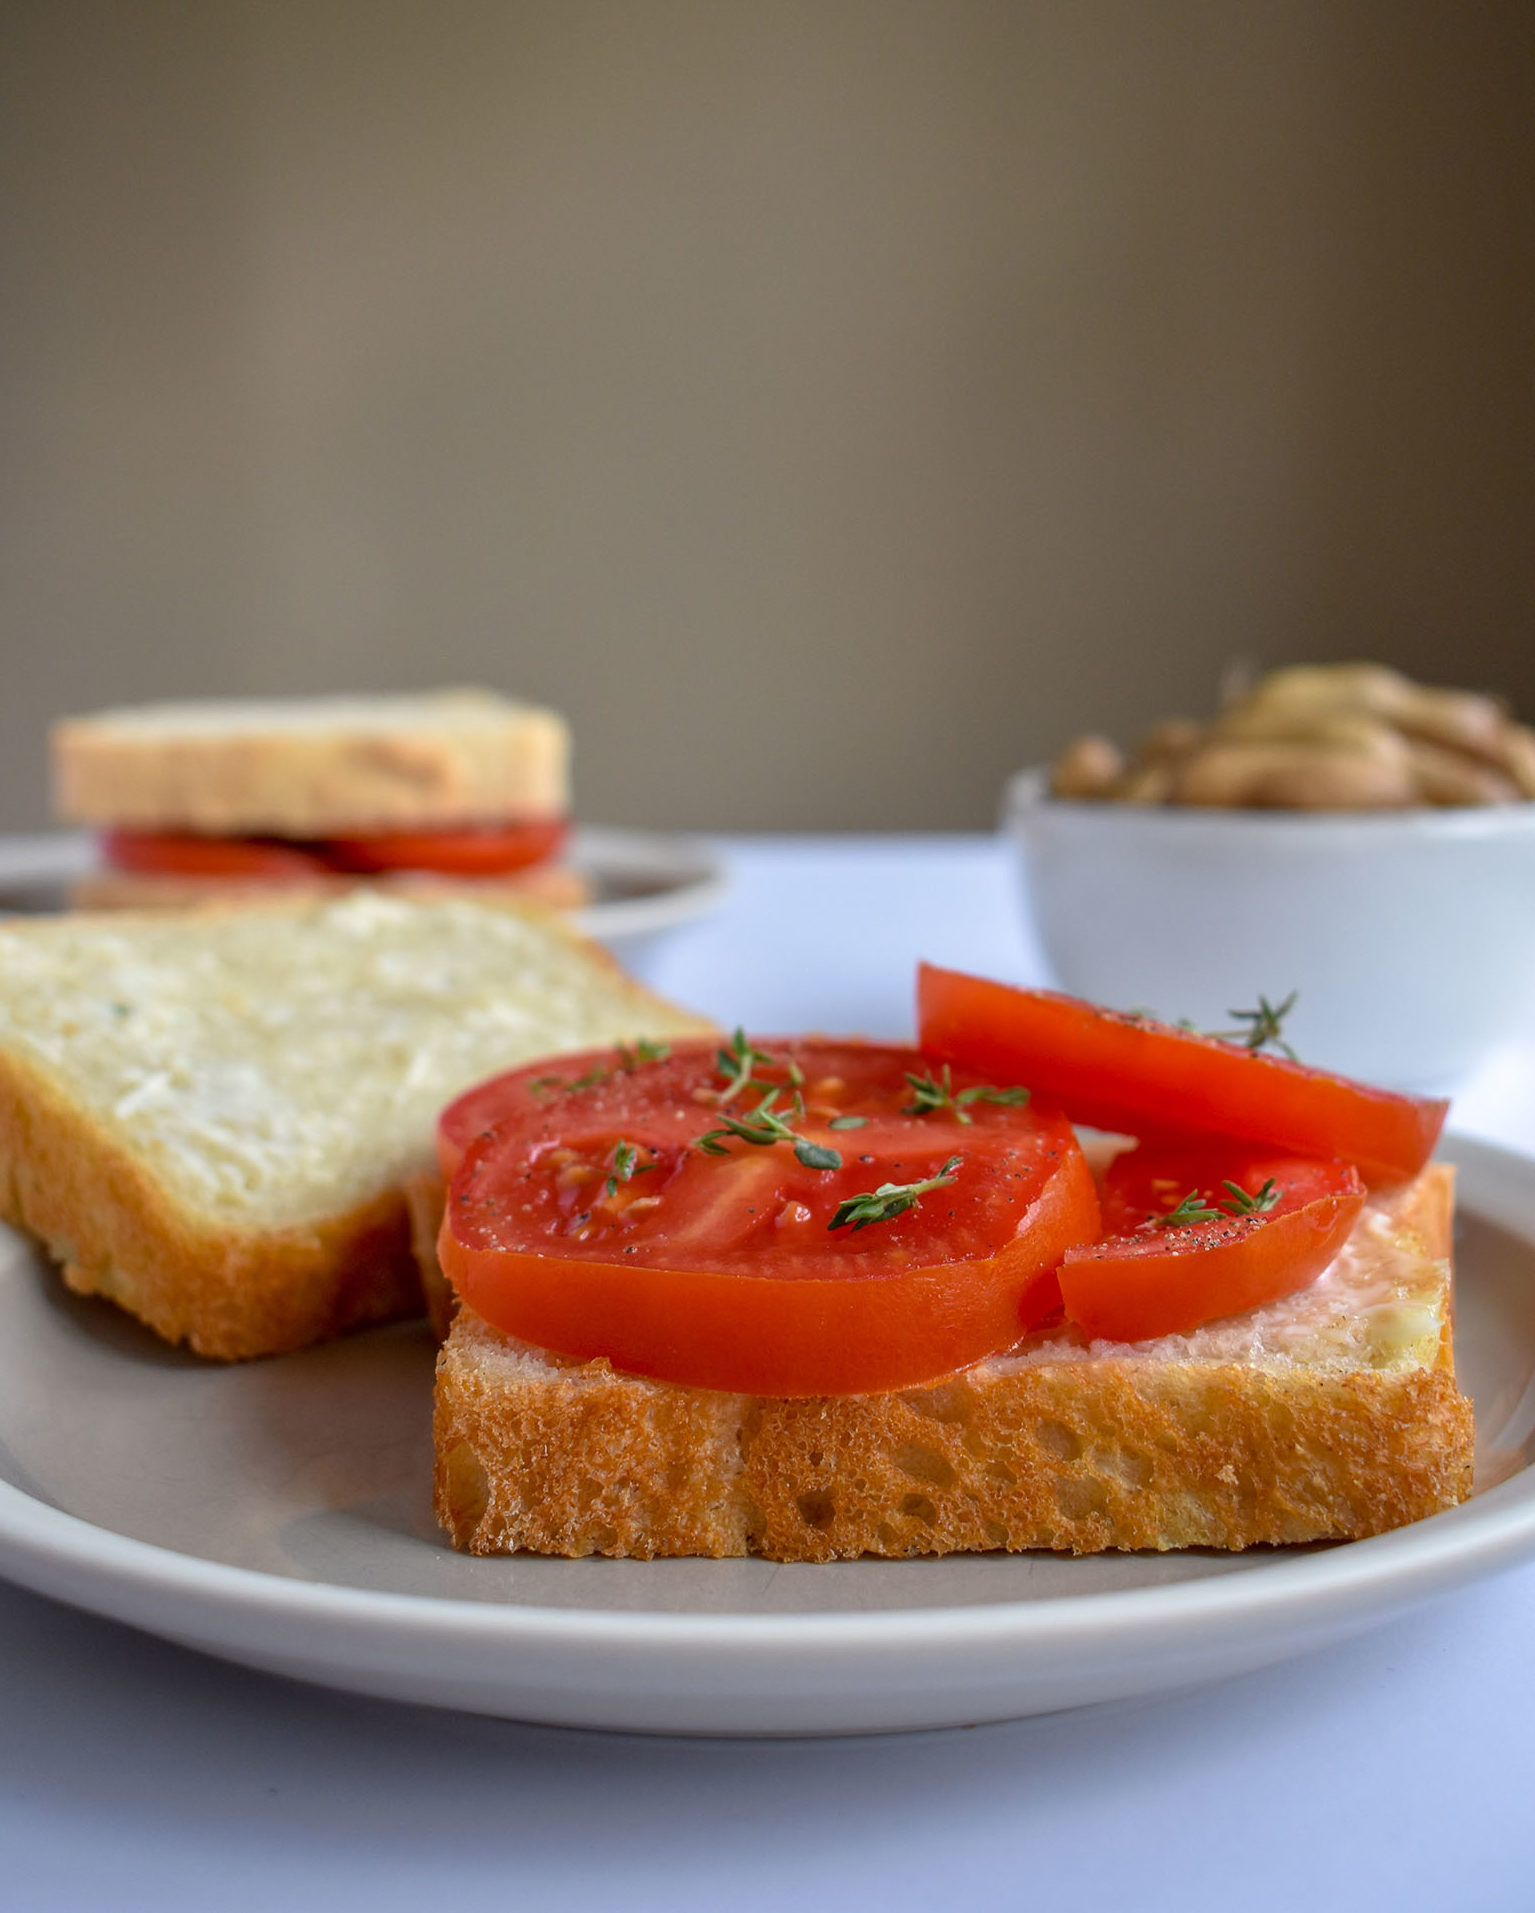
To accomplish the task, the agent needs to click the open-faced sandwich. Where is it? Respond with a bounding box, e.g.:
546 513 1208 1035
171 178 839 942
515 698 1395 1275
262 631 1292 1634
426 967 1472 1560
0 884 1474 1562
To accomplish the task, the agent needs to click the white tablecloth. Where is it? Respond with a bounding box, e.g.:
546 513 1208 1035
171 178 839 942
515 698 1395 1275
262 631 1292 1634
4 836 1533 1911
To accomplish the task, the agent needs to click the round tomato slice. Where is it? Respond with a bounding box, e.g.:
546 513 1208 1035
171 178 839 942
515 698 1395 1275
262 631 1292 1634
917 964 1446 1185
1058 1142 1365 1342
437 1038 1100 1395
101 829 329 879
322 817 568 876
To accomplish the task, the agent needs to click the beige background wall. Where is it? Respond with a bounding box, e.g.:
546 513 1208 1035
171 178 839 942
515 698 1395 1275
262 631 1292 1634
2 1 1531 832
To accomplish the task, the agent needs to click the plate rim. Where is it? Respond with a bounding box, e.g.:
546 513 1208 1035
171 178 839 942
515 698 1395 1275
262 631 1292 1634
0 1131 1532 1664
0 826 729 944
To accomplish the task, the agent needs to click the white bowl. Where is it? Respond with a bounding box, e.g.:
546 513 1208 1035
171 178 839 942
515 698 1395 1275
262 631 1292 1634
1002 767 1535 1091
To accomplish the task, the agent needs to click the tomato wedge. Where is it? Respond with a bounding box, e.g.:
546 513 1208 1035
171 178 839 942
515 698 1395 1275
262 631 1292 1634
918 965 1446 1185
104 818 568 881
324 817 568 876
437 1038 1100 1396
101 829 329 879
1058 1142 1365 1342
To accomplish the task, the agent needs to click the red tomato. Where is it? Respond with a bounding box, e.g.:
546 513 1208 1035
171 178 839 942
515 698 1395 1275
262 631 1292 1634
435 1040 662 1180
103 818 568 882
917 965 1446 1185
437 1038 1101 1395
101 829 328 879
323 818 568 876
1058 1142 1365 1342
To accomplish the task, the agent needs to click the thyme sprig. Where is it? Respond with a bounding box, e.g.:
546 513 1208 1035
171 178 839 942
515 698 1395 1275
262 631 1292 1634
617 1037 671 1072
829 1156 963 1233
1156 1178 1283 1229
1209 992 1300 1061
605 1139 647 1197
529 1064 607 1095
1156 1191 1225 1229
530 1036 672 1097
695 1089 843 1172
715 1027 780 1103
902 1064 1030 1125
1219 1177 1280 1216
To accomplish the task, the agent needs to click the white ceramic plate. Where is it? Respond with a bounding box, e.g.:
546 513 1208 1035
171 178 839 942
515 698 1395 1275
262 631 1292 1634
0 1135 1532 1737
0 828 727 957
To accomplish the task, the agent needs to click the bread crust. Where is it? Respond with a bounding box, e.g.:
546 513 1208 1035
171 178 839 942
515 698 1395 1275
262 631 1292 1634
432 1166 1476 1559
52 690 569 833
0 1045 420 1359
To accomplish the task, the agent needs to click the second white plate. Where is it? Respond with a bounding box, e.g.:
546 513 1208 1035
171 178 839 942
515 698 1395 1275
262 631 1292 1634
0 827 727 957
0 1136 1530 1736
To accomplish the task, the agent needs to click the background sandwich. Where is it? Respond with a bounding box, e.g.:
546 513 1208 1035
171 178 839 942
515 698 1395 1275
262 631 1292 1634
52 688 582 908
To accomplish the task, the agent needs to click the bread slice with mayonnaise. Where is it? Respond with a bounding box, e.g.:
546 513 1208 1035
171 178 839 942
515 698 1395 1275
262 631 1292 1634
0 892 713 1359
427 1166 1475 1559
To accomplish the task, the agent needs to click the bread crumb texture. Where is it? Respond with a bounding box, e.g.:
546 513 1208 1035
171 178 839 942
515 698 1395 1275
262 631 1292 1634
0 892 713 1358
433 1167 1475 1558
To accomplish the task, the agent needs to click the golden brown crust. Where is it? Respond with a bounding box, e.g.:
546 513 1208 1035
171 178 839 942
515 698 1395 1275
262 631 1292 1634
733 1360 1474 1559
52 691 569 833
0 1046 420 1359
435 1331 1474 1560
431 1163 1476 1559
435 1326 748 1559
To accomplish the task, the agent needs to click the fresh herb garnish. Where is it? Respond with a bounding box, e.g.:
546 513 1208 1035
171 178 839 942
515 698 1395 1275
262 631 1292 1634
902 1064 1030 1124
1156 1191 1226 1229
1156 1178 1283 1229
794 1140 844 1171
616 1037 671 1072
829 1156 963 1232
715 1027 779 1103
532 1037 672 1100
828 1114 869 1130
1219 1177 1280 1216
604 1139 647 1197
695 1089 843 1172
1209 992 1299 1061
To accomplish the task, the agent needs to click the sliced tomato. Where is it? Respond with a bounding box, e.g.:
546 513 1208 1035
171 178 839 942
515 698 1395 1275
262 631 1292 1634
917 964 1446 1185
1058 1142 1365 1342
101 829 329 879
102 818 568 882
437 1038 1100 1395
323 818 568 876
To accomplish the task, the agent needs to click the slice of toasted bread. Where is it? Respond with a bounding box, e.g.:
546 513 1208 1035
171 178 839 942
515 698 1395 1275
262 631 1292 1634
52 688 569 834
431 1166 1475 1558
0 891 713 1359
